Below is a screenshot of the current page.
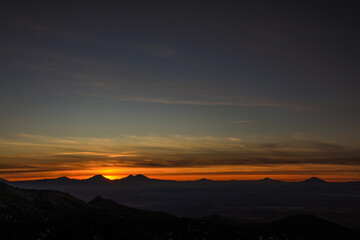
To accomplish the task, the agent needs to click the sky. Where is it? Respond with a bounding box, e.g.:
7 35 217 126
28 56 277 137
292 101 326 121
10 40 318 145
0 1 359 181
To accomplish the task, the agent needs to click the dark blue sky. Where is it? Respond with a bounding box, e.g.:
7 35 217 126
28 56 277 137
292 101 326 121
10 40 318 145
0 1 359 180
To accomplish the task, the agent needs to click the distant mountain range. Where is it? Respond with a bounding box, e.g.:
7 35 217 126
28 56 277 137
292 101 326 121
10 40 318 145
0 182 358 240
5 174 341 185
3 175 360 227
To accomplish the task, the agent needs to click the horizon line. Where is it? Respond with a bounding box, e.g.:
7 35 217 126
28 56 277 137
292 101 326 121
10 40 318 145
1 174 358 183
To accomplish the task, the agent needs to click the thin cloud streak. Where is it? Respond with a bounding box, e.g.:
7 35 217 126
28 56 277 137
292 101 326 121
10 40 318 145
70 91 312 111
2 43 313 111
1 134 359 172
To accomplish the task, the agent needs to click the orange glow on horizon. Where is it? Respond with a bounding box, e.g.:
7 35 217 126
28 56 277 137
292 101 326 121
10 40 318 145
2 170 359 182
1 161 359 182
1 133 359 183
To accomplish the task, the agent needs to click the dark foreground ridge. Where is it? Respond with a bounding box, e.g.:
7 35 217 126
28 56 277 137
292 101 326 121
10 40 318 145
0 182 359 240
6 175 360 227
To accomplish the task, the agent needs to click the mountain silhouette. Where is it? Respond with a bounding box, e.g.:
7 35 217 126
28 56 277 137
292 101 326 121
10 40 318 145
0 178 8 183
4 174 360 227
0 182 86 211
56 176 71 181
195 178 213 182
11 176 80 186
271 214 353 239
120 174 153 182
302 177 328 183
0 182 357 239
84 174 111 183
260 177 284 183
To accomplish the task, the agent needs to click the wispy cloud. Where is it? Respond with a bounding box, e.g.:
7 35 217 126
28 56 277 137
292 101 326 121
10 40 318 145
2 43 312 111
0 133 359 180
1 133 359 165
120 97 292 108
67 90 312 111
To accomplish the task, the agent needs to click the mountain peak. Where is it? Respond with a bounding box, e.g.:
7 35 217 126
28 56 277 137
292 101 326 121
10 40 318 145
196 178 213 182
134 174 149 179
302 177 327 183
86 174 110 181
260 177 283 183
0 178 9 183
57 176 70 180
271 214 339 229
122 174 151 182
90 195 105 203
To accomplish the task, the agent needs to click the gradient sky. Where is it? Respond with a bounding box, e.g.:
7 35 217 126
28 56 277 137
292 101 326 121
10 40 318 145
1 1 360 181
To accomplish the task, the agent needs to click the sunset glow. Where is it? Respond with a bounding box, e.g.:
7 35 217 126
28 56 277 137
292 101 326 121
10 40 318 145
0 133 358 181
1 1 359 183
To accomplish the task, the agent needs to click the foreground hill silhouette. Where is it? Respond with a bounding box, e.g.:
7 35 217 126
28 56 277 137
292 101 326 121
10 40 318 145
0 182 358 240
6 175 360 227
